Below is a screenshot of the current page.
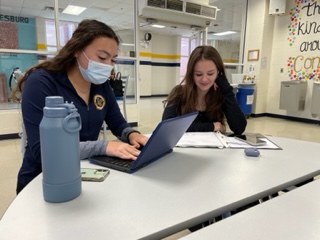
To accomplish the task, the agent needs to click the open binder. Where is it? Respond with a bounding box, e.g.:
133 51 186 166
176 132 281 149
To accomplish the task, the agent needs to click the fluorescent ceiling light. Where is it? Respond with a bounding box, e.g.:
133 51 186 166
62 5 86 15
121 43 135 46
151 24 165 28
213 31 236 36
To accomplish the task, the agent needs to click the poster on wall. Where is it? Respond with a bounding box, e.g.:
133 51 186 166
287 0 320 81
0 15 37 101
0 22 19 49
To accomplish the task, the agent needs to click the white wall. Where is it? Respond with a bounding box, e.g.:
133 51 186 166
246 0 320 121
35 17 46 50
139 31 180 96
266 0 319 120
215 40 240 62
245 0 274 114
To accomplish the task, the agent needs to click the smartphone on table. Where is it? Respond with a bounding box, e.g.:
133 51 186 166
81 168 110 182
234 134 266 146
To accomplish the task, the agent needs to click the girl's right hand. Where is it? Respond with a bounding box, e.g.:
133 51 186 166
106 141 140 160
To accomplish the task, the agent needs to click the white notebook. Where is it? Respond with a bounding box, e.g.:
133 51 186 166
176 132 281 149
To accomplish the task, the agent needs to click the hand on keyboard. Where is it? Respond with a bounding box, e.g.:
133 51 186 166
106 141 140 160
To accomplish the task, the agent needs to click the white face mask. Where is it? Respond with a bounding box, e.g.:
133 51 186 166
78 51 113 85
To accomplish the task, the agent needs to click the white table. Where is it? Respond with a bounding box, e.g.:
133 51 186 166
181 178 320 240
1 137 320 240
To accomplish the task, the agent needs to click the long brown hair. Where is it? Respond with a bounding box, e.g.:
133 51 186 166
164 45 225 123
12 19 120 101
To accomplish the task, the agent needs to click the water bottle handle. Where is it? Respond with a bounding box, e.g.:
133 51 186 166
63 112 82 133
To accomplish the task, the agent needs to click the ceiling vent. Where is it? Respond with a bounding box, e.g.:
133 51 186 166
138 0 217 27
44 6 63 12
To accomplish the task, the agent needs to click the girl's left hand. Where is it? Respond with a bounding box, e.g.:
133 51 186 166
213 122 226 133
128 132 149 149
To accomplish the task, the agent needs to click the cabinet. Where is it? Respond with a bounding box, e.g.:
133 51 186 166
279 81 307 111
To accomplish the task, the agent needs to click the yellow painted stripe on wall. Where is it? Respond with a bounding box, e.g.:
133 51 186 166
140 53 237 63
223 58 239 63
140 52 180 59
37 43 46 50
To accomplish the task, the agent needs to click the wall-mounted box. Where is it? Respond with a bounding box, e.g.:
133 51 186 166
269 0 286 15
279 81 307 111
311 82 320 117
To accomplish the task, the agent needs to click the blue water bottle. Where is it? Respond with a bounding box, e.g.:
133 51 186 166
39 96 82 203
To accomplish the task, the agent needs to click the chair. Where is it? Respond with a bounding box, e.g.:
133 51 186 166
18 107 27 156
102 75 129 141
115 75 129 121
20 122 27 155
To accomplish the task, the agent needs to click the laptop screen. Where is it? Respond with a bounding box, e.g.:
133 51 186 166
131 111 198 171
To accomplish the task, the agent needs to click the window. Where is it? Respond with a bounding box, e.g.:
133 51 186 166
180 36 199 82
180 37 189 81
45 19 77 51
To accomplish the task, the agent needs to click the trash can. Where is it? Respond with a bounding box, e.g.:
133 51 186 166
236 83 256 117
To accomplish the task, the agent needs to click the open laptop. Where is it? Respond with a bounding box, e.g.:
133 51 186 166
89 111 198 173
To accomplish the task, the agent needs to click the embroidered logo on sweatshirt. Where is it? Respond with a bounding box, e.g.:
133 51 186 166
93 94 105 110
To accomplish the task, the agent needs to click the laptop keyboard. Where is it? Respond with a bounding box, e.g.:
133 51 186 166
105 158 133 168
91 155 134 170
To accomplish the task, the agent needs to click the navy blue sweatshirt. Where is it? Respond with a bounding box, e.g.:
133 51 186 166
162 76 247 135
18 69 135 188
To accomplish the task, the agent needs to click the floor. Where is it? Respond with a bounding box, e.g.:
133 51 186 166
1 97 320 239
